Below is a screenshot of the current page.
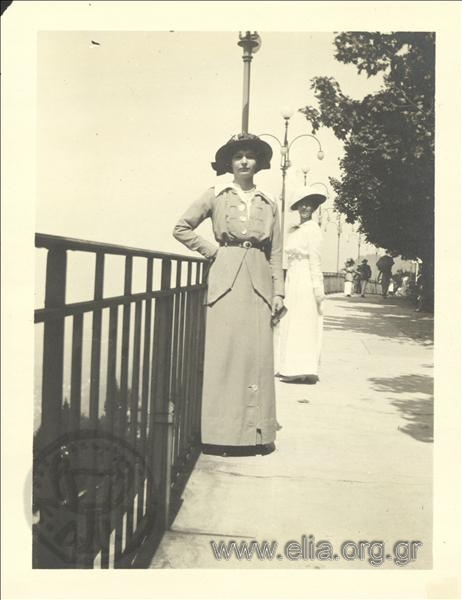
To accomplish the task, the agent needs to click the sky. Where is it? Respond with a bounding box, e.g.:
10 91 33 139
35 29 398 300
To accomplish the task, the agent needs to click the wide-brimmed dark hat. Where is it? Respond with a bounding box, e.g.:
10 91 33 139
211 133 273 176
289 183 328 211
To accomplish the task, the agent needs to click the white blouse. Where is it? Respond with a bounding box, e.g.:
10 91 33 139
284 219 324 297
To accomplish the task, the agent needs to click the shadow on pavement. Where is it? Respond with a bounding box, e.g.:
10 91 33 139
369 373 434 443
324 296 434 344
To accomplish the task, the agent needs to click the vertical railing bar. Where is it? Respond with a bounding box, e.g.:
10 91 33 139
85 251 105 568
125 299 142 546
40 248 67 446
181 263 194 457
150 258 174 530
178 292 191 460
189 286 200 446
35 248 68 567
196 262 206 435
186 290 197 448
69 314 84 432
189 260 202 443
89 252 105 425
146 295 158 509
190 289 201 443
137 258 153 524
100 304 118 569
114 257 133 565
190 264 199 439
69 311 85 567
170 261 182 475
197 267 207 433
174 263 186 465
177 269 186 460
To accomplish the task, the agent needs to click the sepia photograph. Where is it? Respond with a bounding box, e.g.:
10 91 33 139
2 1 461 599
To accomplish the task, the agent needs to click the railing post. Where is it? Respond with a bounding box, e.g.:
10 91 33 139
151 258 174 531
40 248 67 446
34 247 67 568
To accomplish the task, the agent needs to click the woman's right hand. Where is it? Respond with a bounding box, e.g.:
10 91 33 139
208 247 219 263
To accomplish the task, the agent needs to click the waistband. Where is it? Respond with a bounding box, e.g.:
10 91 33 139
220 240 268 251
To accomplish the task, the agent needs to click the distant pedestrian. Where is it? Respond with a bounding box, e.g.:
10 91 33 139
376 253 395 298
342 258 355 297
353 271 361 295
415 273 425 312
356 259 372 297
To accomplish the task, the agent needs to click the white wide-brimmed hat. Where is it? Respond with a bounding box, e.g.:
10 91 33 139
289 183 328 211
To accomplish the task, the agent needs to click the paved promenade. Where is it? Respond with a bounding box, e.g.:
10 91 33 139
150 293 434 569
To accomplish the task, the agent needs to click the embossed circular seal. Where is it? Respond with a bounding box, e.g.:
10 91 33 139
33 430 156 567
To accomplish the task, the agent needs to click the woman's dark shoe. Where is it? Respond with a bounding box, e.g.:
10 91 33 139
302 375 319 385
279 374 318 384
258 442 275 456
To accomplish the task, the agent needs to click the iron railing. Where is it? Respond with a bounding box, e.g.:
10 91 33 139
323 272 344 294
33 234 207 568
323 273 385 295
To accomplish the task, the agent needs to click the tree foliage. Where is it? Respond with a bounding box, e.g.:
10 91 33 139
300 32 435 266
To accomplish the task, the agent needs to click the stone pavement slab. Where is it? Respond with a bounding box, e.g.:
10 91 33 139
150 294 433 569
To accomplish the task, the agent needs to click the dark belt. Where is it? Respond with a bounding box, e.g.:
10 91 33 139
220 240 268 251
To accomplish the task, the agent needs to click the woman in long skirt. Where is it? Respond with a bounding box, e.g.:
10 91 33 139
342 258 356 297
277 185 326 383
173 133 284 454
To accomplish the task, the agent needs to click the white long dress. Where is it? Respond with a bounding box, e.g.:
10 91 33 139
276 219 324 378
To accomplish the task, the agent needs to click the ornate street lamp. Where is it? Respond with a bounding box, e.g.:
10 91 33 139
259 108 324 240
308 181 330 226
301 165 310 186
336 213 343 273
319 206 343 273
237 31 261 133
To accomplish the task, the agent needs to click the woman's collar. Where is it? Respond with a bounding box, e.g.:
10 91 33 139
214 181 275 204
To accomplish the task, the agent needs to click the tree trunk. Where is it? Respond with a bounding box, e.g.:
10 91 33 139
420 250 434 313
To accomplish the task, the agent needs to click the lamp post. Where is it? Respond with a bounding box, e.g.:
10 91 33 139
336 213 342 273
308 181 330 226
237 31 261 133
259 109 324 241
318 206 343 273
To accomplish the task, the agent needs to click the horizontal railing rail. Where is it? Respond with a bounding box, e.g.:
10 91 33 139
36 233 206 262
323 273 387 295
33 234 207 569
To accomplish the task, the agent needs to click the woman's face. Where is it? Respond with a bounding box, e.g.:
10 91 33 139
296 200 315 221
231 148 258 178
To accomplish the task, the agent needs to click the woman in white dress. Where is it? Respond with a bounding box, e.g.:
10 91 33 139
277 185 326 383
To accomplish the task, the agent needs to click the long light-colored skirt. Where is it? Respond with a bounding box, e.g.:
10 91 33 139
276 259 323 378
201 263 277 446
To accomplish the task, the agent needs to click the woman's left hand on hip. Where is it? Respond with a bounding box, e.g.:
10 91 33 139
272 295 284 315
